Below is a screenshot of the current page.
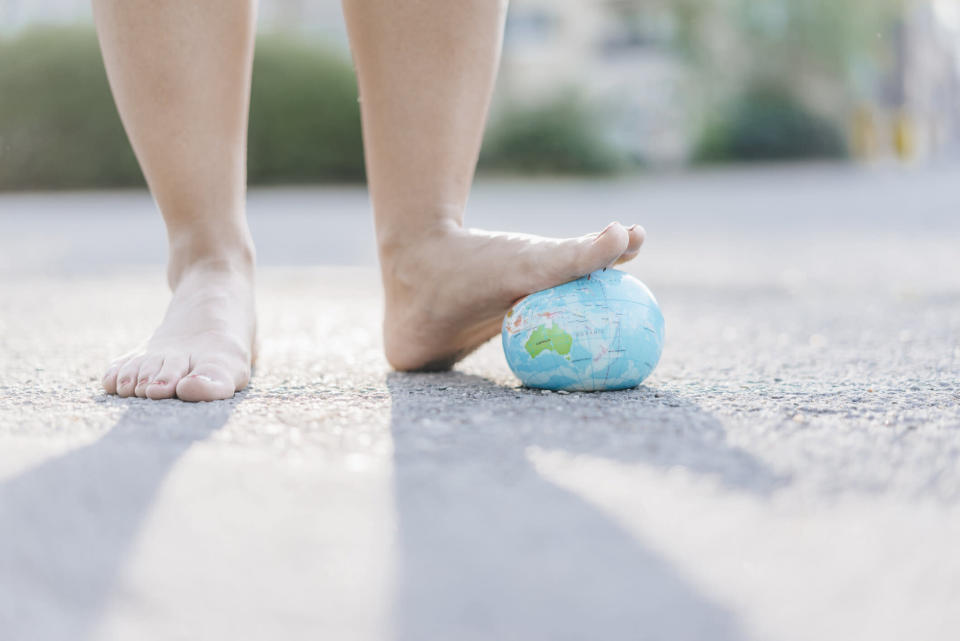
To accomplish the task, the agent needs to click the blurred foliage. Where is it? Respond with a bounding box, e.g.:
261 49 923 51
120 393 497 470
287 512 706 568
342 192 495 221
480 93 627 174
638 0 902 161
664 0 901 91
694 84 847 162
0 26 623 191
248 34 364 184
0 27 365 190
0 27 142 189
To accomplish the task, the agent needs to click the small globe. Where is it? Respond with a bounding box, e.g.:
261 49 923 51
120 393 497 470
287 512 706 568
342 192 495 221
501 269 664 391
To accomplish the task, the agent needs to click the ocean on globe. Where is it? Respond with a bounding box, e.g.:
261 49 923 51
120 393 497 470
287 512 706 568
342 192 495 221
501 269 664 392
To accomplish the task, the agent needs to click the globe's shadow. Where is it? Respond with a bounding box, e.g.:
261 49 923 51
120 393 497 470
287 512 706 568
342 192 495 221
388 372 785 641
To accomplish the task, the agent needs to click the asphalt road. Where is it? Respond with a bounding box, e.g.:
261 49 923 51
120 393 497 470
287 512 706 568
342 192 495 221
1 165 958 640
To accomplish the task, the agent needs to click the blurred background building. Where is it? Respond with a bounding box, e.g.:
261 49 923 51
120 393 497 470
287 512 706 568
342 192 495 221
1 0 959 191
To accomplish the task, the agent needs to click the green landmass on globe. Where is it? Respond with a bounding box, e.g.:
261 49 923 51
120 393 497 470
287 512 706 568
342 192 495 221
524 322 573 359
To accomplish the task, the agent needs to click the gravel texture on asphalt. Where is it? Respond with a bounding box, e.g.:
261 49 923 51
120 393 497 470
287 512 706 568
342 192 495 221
1 166 958 641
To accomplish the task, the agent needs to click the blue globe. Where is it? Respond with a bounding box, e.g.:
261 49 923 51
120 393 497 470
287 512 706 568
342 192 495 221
501 269 665 391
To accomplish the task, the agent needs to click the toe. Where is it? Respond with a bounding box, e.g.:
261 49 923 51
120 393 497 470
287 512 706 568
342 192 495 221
514 222 630 296
134 355 164 398
615 224 646 265
578 221 631 274
175 362 241 402
102 363 122 395
145 354 189 400
115 357 145 398
626 224 646 252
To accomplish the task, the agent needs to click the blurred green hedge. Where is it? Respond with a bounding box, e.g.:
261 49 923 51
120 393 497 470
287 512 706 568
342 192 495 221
0 27 143 189
481 93 627 174
0 27 365 190
0 26 624 191
248 33 364 184
694 85 848 163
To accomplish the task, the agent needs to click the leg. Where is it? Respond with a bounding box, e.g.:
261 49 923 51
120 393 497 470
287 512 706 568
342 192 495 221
343 0 645 371
94 0 257 401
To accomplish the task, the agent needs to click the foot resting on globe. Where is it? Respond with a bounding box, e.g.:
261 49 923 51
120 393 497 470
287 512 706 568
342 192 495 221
379 220 645 371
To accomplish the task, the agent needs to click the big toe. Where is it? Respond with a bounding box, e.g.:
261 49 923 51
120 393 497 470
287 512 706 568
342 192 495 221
530 222 631 291
513 222 633 296
175 363 240 402
586 222 632 270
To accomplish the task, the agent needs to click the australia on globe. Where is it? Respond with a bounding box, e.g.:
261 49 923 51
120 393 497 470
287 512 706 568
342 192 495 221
501 269 665 392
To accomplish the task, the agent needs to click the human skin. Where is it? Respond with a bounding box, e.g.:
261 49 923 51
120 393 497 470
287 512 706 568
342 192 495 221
95 0 644 400
342 0 644 371
93 0 257 401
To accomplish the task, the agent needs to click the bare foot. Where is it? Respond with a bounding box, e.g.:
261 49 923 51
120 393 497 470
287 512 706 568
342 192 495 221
102 254 256 402
381 221 645 371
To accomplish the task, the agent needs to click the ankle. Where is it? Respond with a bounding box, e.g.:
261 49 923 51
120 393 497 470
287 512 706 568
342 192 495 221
374 198 466 257
377 217 463 271
166 230 256 287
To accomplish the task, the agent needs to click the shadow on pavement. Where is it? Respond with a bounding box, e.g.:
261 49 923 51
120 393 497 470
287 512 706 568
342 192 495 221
0 396 237 641
387 371 782 641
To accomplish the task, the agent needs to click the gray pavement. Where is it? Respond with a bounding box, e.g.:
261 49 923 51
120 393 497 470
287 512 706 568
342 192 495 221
1 165 959 640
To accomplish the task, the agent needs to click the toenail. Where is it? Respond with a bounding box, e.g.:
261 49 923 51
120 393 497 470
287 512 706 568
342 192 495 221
596 222 619 240
119 377 131 385
189 374 214 383
138 377 150 384
153 379 167 386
